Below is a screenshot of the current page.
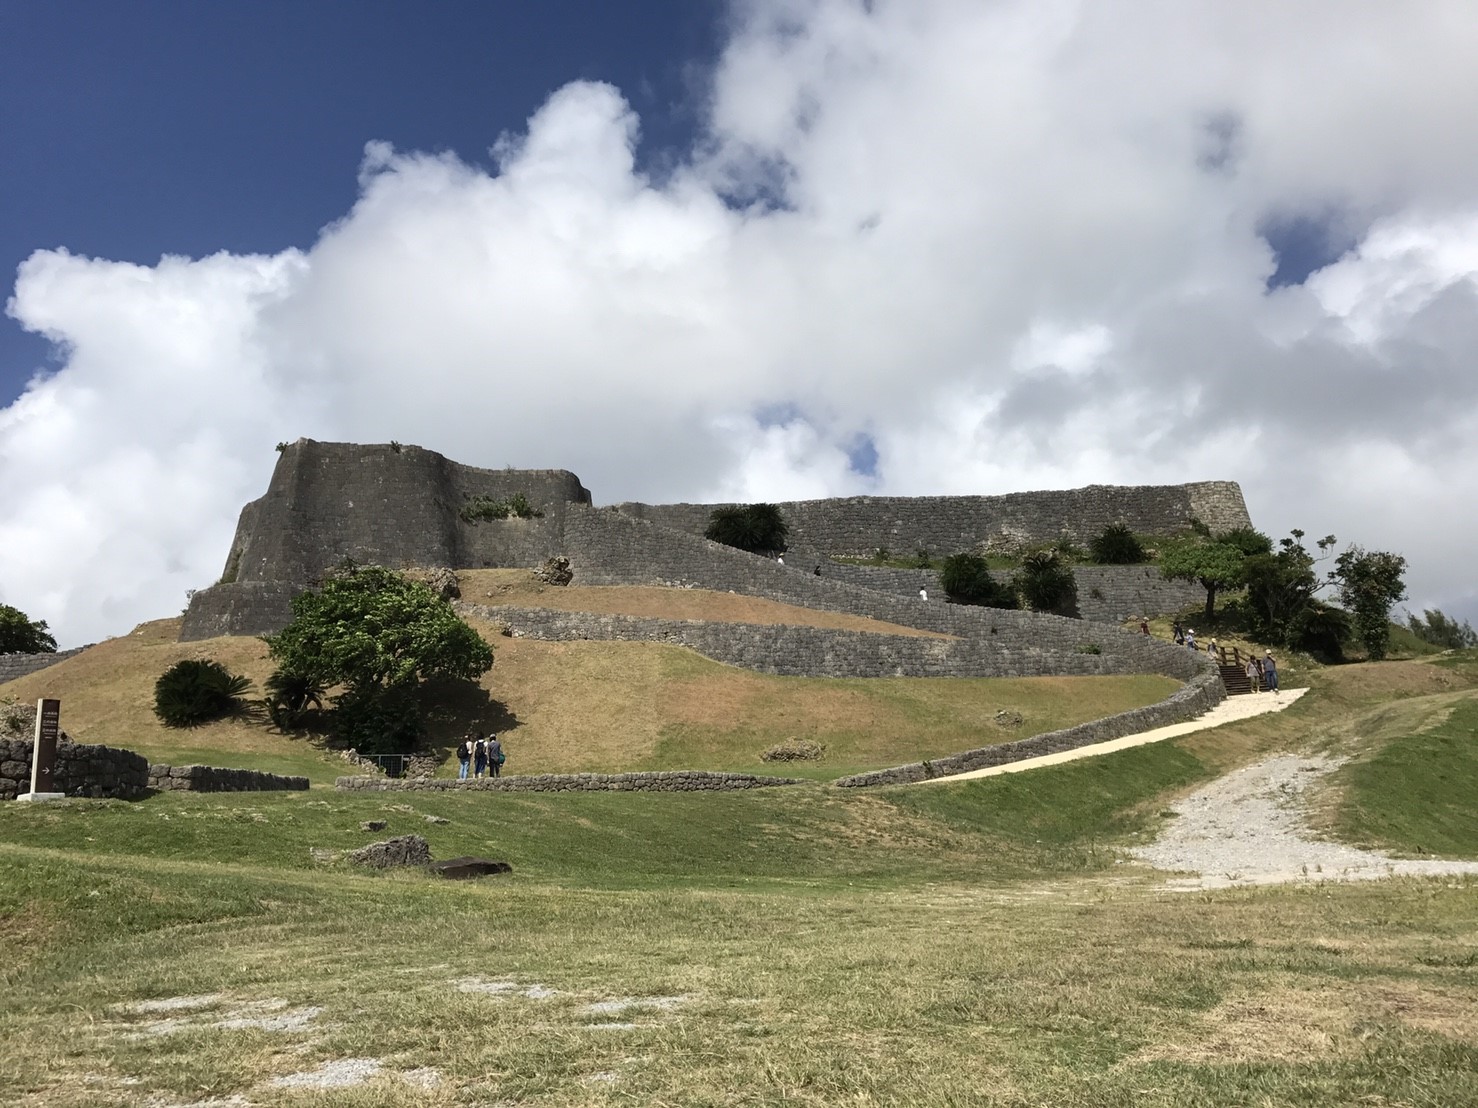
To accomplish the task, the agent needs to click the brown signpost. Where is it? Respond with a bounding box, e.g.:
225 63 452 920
19 698 63 802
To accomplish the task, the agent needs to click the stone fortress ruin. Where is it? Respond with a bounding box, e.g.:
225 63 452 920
172 439 1251 785
183 438 1249 642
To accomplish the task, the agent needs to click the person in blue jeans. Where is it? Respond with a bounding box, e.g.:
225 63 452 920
1263 652 1279 692
456 734 473 780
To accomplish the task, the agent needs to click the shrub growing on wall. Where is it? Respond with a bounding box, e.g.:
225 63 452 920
940 553 1018 608
154 659 254 727
1088 523 1146 565
705 503 789 555
1014 550 1077 614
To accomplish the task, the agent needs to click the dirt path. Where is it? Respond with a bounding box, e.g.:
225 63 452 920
1129 753 1478 890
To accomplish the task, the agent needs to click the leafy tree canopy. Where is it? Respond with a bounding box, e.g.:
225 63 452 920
1333 546 1407 660
267 564 493 694
265 564 494 754
1243 530 1338 647
0 604 57 654
704 503 789 555
1408 608 1478 650
1158 538 1248 620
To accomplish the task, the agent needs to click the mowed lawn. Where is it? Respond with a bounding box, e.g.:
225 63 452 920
2 658 1477 1104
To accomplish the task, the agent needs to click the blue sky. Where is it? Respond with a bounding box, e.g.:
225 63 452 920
1 0 720 401
4 1 1478 645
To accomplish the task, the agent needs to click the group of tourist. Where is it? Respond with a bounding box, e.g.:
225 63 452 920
1162 619 1280 693
455 732 504 780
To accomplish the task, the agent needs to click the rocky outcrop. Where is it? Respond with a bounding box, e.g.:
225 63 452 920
349 834 432 868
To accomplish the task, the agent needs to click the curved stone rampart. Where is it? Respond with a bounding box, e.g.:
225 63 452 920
612 481 1250 555
219 439 590 587
833 668 1224 787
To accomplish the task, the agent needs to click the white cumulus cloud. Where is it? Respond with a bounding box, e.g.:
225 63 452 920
5 0 1478 645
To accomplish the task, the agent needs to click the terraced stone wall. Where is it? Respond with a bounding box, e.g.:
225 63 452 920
469 604 1191 681
816 563 1205 623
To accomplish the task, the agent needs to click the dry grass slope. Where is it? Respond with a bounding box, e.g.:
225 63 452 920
2 577 1178 783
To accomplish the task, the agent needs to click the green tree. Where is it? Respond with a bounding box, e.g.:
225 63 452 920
940 553 1018 608
1088 523 1146 565
704 503 789 555
1158 538 1247 621
0 604 57 654
1408 609 1478 650
1014 550 1077 614
265 564 494 753
1243 530 1337 646
1333 546 1407 660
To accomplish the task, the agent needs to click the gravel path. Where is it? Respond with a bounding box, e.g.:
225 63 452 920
1130 753 1478 890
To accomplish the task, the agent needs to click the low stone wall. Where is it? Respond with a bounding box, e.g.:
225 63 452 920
0 737 149 800
833 668 1224 787
147 764 310 792
0 646 91 685
337 770 802 793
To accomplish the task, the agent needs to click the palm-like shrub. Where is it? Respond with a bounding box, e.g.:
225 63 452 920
153 659 253 727
1089 523 1146 565
263 668 326 730
1014 550 1077 613
940 553 1018 608
704 503 789 555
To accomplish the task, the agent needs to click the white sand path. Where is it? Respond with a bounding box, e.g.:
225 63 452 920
924 688 1310 784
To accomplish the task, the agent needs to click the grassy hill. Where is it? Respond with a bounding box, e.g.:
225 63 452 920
1 578 1179 783
4 579 1476 1105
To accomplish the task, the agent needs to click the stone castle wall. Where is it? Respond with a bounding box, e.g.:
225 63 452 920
612 481 1250 555
181 439 1248 640
814 563 1205 624
470 603 1203 682
0 647 91 686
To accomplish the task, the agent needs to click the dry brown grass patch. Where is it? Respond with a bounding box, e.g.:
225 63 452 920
1128 979 1478 1067
458 568 950 637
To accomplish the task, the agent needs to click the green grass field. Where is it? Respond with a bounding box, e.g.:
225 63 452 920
3 607 1477 1104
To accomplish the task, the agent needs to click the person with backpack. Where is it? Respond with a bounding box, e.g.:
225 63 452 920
473 733 489 779
487 733 505 778
456 733 473 780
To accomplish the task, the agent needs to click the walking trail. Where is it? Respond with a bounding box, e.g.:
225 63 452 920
927 687 1478 889
925 688 1310 785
